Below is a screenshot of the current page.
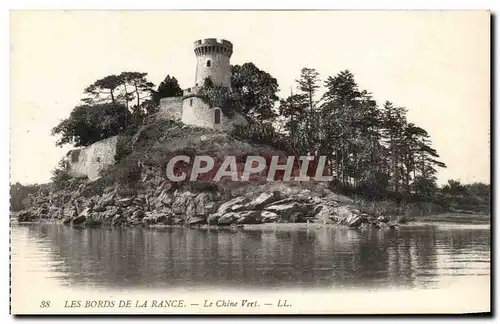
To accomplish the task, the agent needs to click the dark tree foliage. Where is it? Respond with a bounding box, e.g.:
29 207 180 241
53 72 160 147
231 63 279 123
52 103 131 147
151 75 183 105
10 182 40 211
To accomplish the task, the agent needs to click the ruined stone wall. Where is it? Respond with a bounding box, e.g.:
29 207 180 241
158 97 183 120
181 95 248 131
66 136 118 181
182 96 215 129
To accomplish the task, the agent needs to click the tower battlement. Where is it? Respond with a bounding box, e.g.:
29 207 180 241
194 38 233 58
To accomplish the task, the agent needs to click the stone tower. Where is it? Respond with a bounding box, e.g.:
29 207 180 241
181 38 237 129
193 38 233 87
159 38 247 130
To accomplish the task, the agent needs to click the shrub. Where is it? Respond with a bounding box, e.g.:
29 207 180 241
50 159 72 190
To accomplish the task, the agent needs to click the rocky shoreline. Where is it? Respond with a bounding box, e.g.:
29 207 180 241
15 178 400 230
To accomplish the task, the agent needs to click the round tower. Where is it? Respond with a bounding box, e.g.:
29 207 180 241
193 38 233 87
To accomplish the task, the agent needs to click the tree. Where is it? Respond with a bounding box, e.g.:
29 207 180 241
152 75 183 105
119 72 156 108
51 158 72 190
231 63 280 123
296 67 321 111
51 103 131 147
321 70 367 186
10 182 40 211
84 75 123 107
380 101 408 192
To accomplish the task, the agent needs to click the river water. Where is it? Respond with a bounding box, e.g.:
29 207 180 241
10 222 490 291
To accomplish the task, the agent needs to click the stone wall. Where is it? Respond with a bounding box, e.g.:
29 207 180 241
66 136 118 181
181 95 248 131
181 96 215 128
158 97 183 120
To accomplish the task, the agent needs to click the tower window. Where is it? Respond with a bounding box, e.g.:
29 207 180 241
190 99 193 106
214 108 221 125
207 60 211 67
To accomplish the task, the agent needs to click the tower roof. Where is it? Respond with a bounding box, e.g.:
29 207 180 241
194 38 233 57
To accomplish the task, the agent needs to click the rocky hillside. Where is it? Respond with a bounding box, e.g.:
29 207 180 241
16 120 398 229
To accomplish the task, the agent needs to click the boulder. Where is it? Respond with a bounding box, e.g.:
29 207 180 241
17 210 36 222
156 215 173 225
194 193 217 215
261 211 279 223
72 214 86 225
314 204 366 228
377 215 389 223
172 191 194 214
112 213 124 226
85 216 102 227
142 216 157 225
157 191 173 206
264 202 308 220
132 210 145 219
117 197 134 207
217 196 247 215
187 216 206 226
63 206 77 219
387 221 399 229
207 213 220 225
229 204 248 212
218 210 261 225
249 192 280 209
79 207 91 218
344 214 364 227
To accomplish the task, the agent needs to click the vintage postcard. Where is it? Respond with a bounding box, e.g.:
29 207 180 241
9 10 491 315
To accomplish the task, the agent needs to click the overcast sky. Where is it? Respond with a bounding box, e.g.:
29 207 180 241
10 10 490 185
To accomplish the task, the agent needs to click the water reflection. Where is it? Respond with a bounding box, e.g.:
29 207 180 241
11 223 490 290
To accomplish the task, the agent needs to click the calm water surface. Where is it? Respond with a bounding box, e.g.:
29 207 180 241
11 223 490 290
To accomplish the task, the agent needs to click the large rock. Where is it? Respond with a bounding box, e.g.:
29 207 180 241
250 192 281 209
72 214 86 225
216 196 247 215
377 215 389 223
142 216 157 225
172 191 194 214
207 213 220 225
261 211 279 223
156 214 174 225
187 216 206 226
157 191 173 206
314 205 336 224
63 206 78 219
194 193 216 215
112 213 124 226
17 210 36 222
218 210 261 225
117 197 134 207
314 204 366 228
231 192 281 212
264 202 309 221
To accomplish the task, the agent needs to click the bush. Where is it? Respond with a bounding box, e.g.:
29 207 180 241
50 159 72 190
230 122 294 154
